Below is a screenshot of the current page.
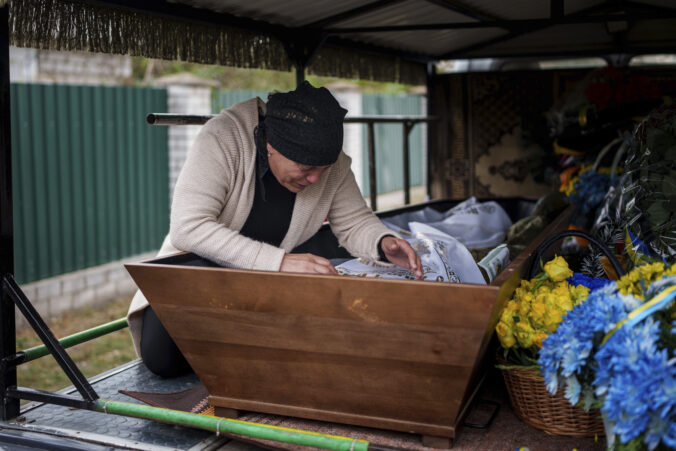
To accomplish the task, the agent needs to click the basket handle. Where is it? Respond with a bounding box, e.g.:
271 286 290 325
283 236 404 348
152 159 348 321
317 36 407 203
528 230 626 280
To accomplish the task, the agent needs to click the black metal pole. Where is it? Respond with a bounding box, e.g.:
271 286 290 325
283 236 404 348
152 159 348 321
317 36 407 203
402 121 412 205
367 122 377 211
147 113 435 126
3 276 99 405
296 64 305 87
0 4 19 422
425 62 435 201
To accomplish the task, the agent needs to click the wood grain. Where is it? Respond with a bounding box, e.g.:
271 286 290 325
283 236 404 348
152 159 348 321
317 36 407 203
125 207 573 439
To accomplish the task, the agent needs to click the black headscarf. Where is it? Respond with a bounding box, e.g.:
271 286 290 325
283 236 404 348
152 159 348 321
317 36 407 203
262 81 348 166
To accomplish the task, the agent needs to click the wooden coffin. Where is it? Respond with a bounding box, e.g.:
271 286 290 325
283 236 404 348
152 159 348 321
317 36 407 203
125 201 572 441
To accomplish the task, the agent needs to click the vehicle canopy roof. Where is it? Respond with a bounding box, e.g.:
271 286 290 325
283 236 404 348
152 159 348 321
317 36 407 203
8 0 676 85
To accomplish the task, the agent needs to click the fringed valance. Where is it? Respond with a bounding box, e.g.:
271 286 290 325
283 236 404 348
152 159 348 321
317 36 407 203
8 0 427 85
9 0 290 71
309 46 427 86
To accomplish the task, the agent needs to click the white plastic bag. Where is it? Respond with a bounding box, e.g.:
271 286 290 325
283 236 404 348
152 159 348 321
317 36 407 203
410 197 512 249
380 206 444 232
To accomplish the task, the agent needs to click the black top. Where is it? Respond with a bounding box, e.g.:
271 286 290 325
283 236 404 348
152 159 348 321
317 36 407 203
238 113 296 247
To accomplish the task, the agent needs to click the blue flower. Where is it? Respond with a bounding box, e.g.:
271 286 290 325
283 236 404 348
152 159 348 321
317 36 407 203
538 274 676 449
663 422 676 449
595 316 676 449
564 375 581 405
539 283 622 402
567 273 613 292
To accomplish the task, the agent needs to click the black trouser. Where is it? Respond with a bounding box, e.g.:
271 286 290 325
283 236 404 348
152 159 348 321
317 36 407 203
140 306 193 377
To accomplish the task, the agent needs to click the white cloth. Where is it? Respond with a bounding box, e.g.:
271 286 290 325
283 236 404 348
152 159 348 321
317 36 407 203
336 228 486 285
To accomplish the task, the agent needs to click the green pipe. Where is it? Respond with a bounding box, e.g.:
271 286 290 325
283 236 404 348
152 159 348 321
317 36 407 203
21 317 128 362
95 399 370 451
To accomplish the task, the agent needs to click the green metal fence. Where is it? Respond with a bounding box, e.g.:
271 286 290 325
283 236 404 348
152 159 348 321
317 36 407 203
10 84 169 284
212 89 270 112
361 94 425 196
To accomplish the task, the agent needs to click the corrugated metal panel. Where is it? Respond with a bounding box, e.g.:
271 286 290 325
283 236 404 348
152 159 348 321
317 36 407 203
361 94 425 196
336 0 471 26
473 24 614 57
178 0 368 27
351 28 505 55
464 0 549 20
172 0 676 59
10 84 169 284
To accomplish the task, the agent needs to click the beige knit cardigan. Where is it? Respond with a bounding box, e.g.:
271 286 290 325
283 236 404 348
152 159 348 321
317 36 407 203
127 97 395 355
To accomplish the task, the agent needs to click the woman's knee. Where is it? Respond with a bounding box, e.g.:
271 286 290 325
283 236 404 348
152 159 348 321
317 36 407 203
140 307 192 377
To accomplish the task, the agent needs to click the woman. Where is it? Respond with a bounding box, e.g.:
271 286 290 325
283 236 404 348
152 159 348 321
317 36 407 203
128 81 422 377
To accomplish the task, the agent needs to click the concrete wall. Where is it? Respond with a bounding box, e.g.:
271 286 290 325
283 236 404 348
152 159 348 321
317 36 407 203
330 84 364 193
16 252 156 328
9 46 132 85
166 84 212 200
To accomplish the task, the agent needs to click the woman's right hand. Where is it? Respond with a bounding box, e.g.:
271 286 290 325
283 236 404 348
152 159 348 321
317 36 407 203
280 253 339 275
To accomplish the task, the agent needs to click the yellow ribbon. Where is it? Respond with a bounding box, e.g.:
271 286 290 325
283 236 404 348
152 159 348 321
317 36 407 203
602 285 676 345
554 141 585 156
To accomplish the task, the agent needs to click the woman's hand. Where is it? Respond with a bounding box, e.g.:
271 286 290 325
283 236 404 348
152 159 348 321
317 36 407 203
381 236 423 280
280 253 339 275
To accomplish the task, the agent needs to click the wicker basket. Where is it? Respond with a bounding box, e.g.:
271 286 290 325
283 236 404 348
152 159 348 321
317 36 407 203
498 357 605 437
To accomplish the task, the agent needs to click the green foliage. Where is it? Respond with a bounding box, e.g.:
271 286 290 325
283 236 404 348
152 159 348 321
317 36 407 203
16 297 136 400
131 57 420 93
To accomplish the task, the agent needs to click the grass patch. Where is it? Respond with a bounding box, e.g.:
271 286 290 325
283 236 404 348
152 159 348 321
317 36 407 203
16 296 136 396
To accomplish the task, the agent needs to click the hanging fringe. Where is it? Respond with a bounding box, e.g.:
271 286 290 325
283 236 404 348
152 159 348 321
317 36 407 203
8 0 289 70
8 0 426 85
309 46 426 86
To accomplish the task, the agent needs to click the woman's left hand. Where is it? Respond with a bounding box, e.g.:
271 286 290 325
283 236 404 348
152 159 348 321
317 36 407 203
381 236 423 280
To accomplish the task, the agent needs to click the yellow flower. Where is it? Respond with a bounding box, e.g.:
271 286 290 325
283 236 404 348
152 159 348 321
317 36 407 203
552 285 569 299
531 301 546 318
514 287 527 299
544 256 574 282
666 263 676 277
533 331 548 348
500 308 516 327
520 279 534 291
543 292 558 308
572 285 589 304
515 321 535 348
529 302 547 329
617 262 676 300
518 301 531 317
536 284 552 296
496 321 516 348
557 295 573 312
544 308 564 333
504 300 519 315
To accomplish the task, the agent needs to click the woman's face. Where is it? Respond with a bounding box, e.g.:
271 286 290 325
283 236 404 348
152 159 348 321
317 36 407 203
267 143 330 193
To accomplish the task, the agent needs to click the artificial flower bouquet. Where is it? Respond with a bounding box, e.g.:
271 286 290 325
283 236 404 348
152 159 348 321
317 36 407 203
494 255 611 436
539 261 676 450
496 255 590 366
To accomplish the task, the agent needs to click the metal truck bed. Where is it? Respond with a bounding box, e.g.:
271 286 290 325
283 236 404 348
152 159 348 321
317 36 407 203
0 358 604 451
0 360 244 450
